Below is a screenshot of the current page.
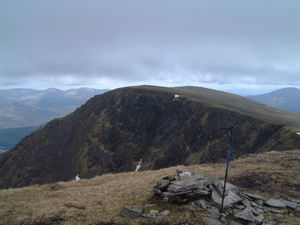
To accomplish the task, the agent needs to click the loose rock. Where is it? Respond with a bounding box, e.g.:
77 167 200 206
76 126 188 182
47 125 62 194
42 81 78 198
229 221 242 225
157 179 170 191
203 217 223 225
269 208 285 214
144 209 159 218
265 199 286 208
152 169 297 225
280 199 297 209
287 197 300 204
211 189 242 209
157 210 171 216
194 199 207 209
121 205 143 218
262 220 276 225
245 193 266 201
234 207 264 224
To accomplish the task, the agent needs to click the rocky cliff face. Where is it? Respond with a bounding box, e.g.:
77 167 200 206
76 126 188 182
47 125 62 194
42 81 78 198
1 86 300 188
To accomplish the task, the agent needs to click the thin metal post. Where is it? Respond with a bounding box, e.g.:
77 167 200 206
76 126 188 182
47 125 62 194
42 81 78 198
219 127 233 219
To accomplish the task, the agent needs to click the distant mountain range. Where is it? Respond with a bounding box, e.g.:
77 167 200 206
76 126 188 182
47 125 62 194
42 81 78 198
0 88 108 129
1 85 300 189
248 87 300 115
0 88 108 151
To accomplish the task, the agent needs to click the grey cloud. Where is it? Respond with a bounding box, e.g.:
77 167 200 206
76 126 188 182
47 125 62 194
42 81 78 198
0 0 300 89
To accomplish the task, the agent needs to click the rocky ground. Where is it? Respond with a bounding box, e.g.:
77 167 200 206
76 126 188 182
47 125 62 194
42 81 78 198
0 150 300 225
148 171 299 224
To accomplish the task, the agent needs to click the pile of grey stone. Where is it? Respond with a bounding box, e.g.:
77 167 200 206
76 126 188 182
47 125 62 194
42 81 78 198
153 170 300 225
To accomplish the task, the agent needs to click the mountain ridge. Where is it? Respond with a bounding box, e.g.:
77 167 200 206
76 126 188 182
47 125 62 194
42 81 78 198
1 85 300 189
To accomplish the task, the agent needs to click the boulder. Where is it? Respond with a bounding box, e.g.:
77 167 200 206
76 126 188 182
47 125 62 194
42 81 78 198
121 205 143 218
203 217 223 225
265 199 286 208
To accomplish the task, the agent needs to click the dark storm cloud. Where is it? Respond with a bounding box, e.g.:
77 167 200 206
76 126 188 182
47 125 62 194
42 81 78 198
0 0 300 88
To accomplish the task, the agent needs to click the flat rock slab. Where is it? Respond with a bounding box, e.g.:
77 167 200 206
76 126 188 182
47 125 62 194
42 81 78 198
280 199 297 209
244 193 266 201
269 208 285 214
180 174 204 180
234 207 264 224
287 198 300 204
121 205 143 218
203 217 223 225
168 179 204 193
195 189 210 195
212 189 242 209
162 190 192 198
265 199 286 208
213 179 238 194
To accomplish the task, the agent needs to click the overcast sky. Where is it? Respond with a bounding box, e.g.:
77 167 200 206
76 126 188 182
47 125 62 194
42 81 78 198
0 0 300 95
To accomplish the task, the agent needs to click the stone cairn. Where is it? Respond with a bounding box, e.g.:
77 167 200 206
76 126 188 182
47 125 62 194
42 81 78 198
152 169 300 225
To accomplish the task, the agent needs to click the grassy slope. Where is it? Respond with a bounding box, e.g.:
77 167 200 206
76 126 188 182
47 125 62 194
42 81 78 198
132 85 300 127
0 149 299 225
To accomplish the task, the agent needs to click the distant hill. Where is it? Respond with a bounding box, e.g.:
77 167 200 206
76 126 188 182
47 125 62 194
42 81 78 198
248 87 300 115
0 88 108 152
0 88 108 129
1 85 300 189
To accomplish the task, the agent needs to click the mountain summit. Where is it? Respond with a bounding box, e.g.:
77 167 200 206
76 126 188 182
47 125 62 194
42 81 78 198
1 86 300 189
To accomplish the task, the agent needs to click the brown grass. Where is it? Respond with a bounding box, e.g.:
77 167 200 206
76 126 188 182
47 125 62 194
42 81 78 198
0 150 300 225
